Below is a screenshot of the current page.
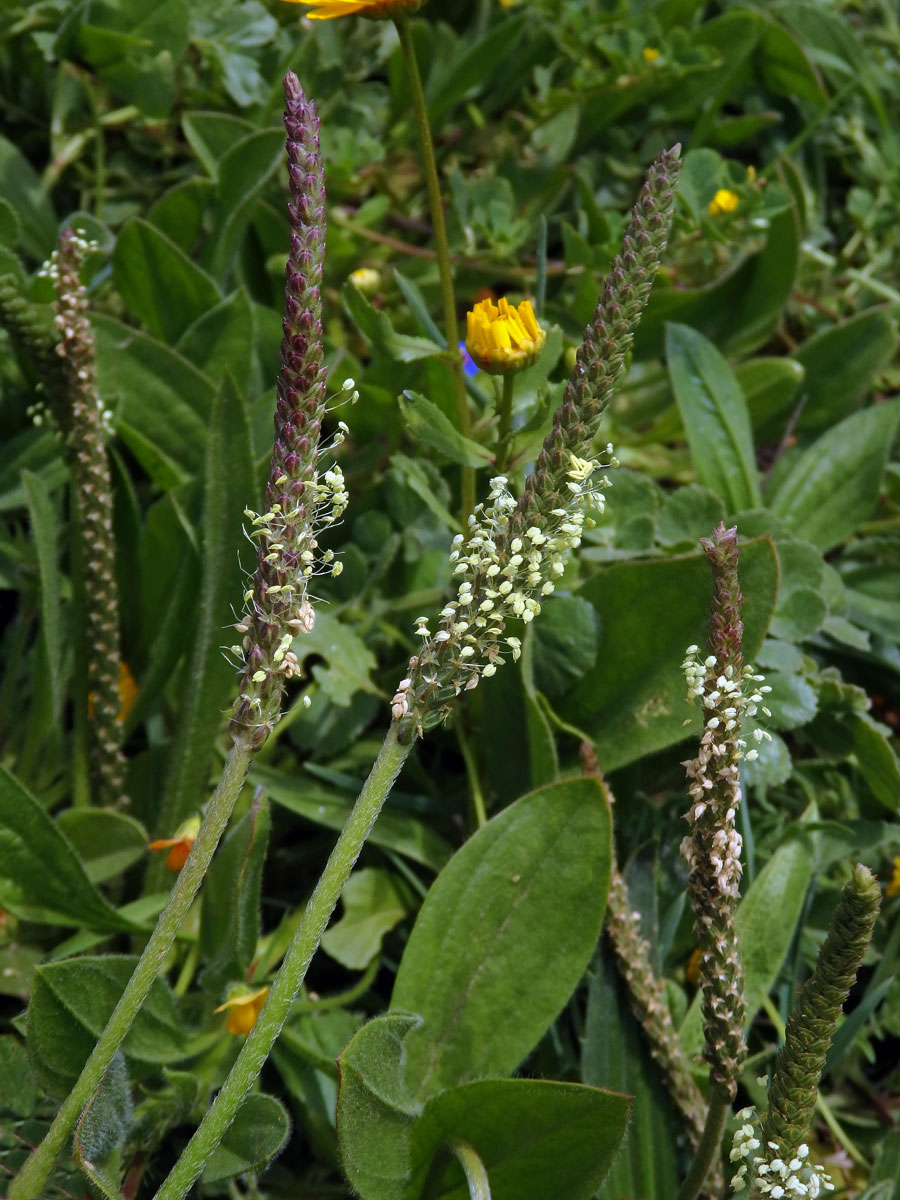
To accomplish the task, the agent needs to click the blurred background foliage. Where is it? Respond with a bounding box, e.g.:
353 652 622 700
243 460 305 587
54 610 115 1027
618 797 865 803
1 0 899 1196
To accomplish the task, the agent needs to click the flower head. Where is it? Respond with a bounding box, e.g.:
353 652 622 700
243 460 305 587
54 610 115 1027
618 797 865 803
465 297 546 376
148 816 202 872
642 46 660 63
282 0 423 18
709 188 739 216
214 986 270 1035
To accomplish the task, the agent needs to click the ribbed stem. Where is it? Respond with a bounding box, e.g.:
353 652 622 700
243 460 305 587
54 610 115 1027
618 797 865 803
153 724 413 1200
495 374 515 473
394 13 475 522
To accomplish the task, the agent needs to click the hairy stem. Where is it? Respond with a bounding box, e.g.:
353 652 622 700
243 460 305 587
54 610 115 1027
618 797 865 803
495 374 515 473
676 1084 731 1200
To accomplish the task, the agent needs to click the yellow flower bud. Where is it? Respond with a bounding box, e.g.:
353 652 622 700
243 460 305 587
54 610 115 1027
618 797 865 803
465 297 546 376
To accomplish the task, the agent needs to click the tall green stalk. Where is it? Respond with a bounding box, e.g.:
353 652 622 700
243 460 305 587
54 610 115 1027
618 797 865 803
8 737 254 1200
154 724 413 1200
495 374 516 473
394 13 475 520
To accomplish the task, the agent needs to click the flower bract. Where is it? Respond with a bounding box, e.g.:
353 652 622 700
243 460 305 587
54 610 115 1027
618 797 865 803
465 297 546 376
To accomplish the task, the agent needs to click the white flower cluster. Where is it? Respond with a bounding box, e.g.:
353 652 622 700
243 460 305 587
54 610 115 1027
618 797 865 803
682 646 772 762
730 1110 834 1197
391 449 614 723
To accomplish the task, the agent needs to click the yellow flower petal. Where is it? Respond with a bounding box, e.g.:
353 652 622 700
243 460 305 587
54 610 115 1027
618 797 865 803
215 986 270 1035
464 296 546 376
708 188 739 216
281 0 423 19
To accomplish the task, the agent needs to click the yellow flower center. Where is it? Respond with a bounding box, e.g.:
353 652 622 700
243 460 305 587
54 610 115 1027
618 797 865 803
708 188 740 216
465 297 546 376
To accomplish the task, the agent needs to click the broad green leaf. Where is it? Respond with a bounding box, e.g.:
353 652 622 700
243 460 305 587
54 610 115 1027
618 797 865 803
72 1051 131 1200
55 809 149 884
0 196 20 247
152 378 253 860
766 400 900 551
530 594 600 699
736 356 805 435
322 868 409 970
399 390 491 467
21 470 62 722
405 1078 630 1200
426 14 527 125
147 176 215 252
113 218 220 343
176 286 257 394
793 308 898 431
666 323 761 510
0 1036 37 1117
758 16 828 107
0 135 56 258
209 127 285 281
292 610 378 707
637 207 799 358
808 709 900 814
182 111 256 179
28 956 187 1097
680 837 813 1055
392 778 611 1100
94 314 216 486
336 1013 420 1200
252 763 451 871
562 537 778 771
200 797 270 995
520 630 560 789
201 1092 291 1183
585 953 682 1200
656 483 726 548
0 764 138 931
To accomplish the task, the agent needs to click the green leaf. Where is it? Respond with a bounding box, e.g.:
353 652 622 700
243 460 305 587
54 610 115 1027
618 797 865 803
666 323 761 510
0 135 56 259
530 595 600 699
113 218 220 343
564 537 778 771
21 470 63 723
200 796 270 995
293 610 378 707
72 1051 132 1200
679 836 813 1055
0 764 138 931
399 390 491 467
55 809 149 884
343 283 441 363
321 868 409 971
336 1013 420 1200
736 356 805 435
209 128 285 282
656 483 726 548
426 14 527 126
94 314 216 486
152 377 252 859
201 1092 291 1183
176 286 257 394
27 956 187 1098
793 308 898 431
766 400 900 550
0 1036 38 1117
254 763 451 871
391 778 611 1100
584 953 682 1200
405 1078 630 1200
182 111 255 179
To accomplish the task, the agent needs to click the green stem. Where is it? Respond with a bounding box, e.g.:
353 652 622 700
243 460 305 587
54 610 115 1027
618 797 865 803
451 1140 492 1200
394 14 475 521
495 374 516 473
8 737 254 1200
153 723 414 1200
675 1084 731 1200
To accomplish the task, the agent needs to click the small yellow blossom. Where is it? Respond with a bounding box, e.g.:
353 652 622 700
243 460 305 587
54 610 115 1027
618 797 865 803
465 297 546 376
708 188 740 217
642 47 660 63
349 267 380 293
746 165 757 183
88 660 139 724
887 857 900 898
686 947 702 985
281 0 423 19
148 816 201 872
215 986 270 1035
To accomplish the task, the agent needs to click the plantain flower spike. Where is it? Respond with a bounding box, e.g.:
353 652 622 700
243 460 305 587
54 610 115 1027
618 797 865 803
231 74 348 748
391 145 681 737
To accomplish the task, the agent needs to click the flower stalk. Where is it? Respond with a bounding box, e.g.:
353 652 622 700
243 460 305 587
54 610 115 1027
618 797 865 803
393 11 475 521
53 230 128 808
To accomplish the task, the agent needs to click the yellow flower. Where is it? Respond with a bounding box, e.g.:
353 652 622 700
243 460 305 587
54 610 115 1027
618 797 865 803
349 267 380 293
886 857 900 898
148 816 201 872
465 297 546 376
87 660 138 724
281 0 423 18
686 946 702 985
708 188 739 216
642 46 660 63
215 986 270 1035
